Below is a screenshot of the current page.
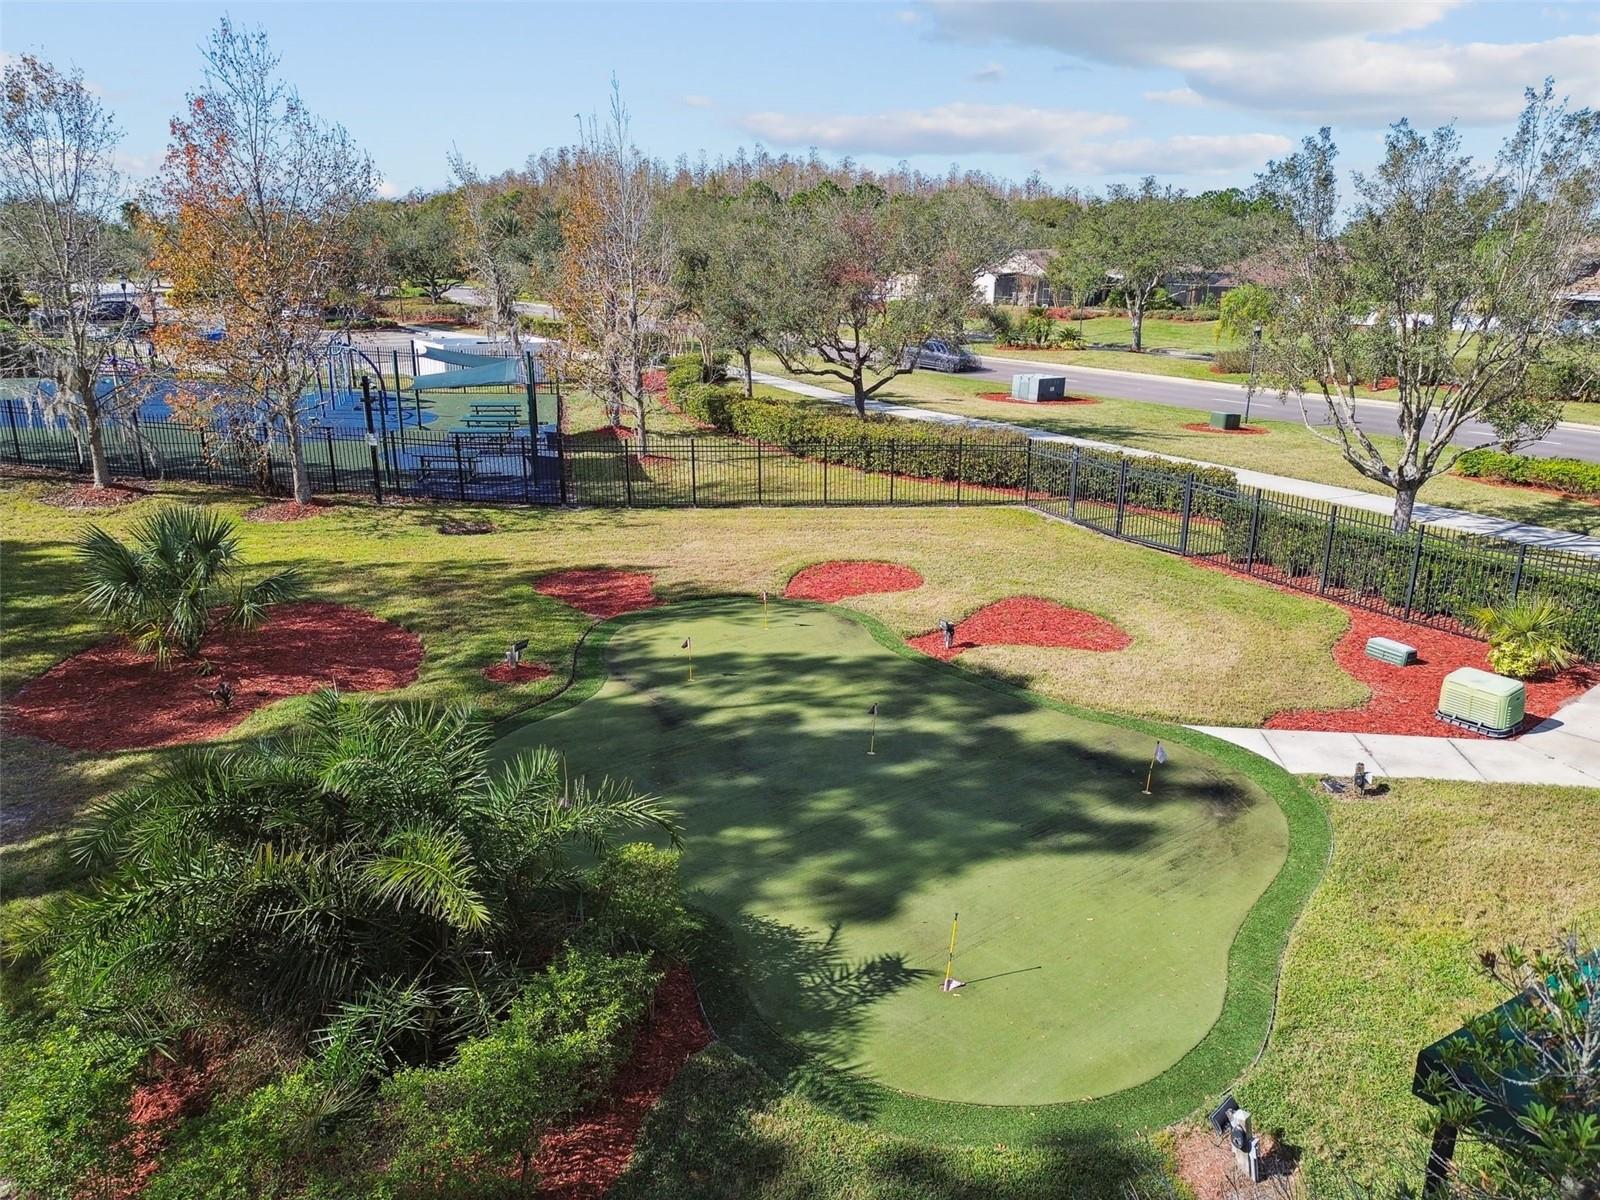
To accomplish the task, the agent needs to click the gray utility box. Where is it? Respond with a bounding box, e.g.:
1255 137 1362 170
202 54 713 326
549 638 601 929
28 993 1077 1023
1209 411 1242 430
1011 374 1067 402
1365 636 1417 666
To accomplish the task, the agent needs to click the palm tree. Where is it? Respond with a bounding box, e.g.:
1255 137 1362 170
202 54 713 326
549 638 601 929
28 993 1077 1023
42 691 680 1071
1471 597 1578 679
75 503 305 666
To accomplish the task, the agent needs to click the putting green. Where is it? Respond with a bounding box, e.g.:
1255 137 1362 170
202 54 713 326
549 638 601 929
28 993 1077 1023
494 598 1290 1107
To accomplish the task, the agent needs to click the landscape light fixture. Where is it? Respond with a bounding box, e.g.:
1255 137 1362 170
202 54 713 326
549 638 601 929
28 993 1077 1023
506 638 529 667
938 618 957 651
1244 322 1263 426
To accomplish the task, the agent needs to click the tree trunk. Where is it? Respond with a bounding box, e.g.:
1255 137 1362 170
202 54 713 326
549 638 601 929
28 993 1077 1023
741 348 753 398
852 367 868 417
1129 300 1145 353
1391 482 1419 533
73 365 112 488
284 416 313 504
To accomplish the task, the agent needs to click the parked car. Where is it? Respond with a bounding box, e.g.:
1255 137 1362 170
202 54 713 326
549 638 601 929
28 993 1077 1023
84 297 141 326
902 337 980 373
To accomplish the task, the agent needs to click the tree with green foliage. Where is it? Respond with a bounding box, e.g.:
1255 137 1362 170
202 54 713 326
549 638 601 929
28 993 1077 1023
1256 84 1600 532
75 504 304 667
762 182 1017 414
32 691 681 1077
1217 282 1275 345
379 193 466 301
666 184 776 395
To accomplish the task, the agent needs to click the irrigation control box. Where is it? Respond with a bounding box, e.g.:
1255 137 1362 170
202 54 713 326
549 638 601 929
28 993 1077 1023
1011 374 1067 402
1209 411 1242 430
1436 667 1526 737
1364 636 1418 666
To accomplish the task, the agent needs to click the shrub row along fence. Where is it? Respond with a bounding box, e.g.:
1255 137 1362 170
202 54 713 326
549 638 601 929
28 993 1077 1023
5 397 1597 658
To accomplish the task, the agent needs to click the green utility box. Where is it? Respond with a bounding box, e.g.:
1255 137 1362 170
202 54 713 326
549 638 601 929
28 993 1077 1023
1209 411 1242 430
1436 667 1526 737
1365 636 1417 666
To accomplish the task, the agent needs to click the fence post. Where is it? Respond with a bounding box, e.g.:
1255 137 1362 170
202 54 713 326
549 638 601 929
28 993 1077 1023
130 407 150 479
1244 489 1263 571
361 376 384 503
1068 446 1079 521
1509 544 1528 604
199 427 213 484
520 433 532 505
1022 439 1033 504
4 398 21 462
955 439 964 505
1178 474 1194 555
622 442 634 507
1403 528 1426 618
326 428 338 494
889 440 897 504
756 438 764 504
690 438 698 506
453 434 466 502
1318 505 1339 593
1113 458 1129 537
823 437 829 505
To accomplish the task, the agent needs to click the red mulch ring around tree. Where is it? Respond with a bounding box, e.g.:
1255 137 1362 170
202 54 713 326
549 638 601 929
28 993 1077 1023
1180 422 1269 435
908 596 1132 661
1265 605 1596 737
535 569 660 620
784 560 926 602
243 499 330 522
40 480 152 509
483 660 553 685
532 966 711 1200
2 602 423 752
975 391 1100 405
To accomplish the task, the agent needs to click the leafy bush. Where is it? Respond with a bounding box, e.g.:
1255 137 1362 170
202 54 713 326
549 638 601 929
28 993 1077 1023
678 382 739 432
379 947 658 1195
1471 597 1578 678
39 692 680 1073
588 844 696 955
518 315 565 338
1212 349 1253 374
76 504 305 666
1454 449 1600 499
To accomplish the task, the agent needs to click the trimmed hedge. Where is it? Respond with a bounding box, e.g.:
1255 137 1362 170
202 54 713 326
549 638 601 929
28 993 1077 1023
1454 449 1600 500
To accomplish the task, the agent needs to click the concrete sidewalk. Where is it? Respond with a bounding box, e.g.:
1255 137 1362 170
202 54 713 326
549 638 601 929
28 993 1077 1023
1192 684 1600 785
748 370 1600 559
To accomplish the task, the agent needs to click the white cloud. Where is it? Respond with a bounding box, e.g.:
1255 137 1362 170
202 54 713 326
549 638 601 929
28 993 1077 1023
924 1 1599 126
737 102 1286 175
895 8 921 23
1142 87 1205 107
679 94 715 109
376 179 402 199
968 62 1006 83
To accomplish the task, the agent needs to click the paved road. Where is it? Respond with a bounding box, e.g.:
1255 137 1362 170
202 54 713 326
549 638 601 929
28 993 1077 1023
971 353 1600 462
442 285 556 320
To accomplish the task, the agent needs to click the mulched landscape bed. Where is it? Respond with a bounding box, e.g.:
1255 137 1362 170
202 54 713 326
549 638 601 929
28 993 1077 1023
1265 605 1596 737
908 596 1132 661
535 569 660 619
483 660 553 685
2 601 423 752
40 480 152 509
975 391 1100 406
1180 422 1268 435
243 499 330 522
101 1034 222 1200
784 560 925 601
532 965 711 1199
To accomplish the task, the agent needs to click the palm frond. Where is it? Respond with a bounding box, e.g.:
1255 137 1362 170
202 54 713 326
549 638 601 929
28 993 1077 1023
361 826 491 932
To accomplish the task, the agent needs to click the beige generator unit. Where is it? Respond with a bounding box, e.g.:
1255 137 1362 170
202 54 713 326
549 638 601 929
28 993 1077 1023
1436 667 1526 737
1011 374 1067 402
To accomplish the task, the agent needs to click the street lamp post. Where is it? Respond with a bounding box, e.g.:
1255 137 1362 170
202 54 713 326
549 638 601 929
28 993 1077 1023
1244 322 1263 426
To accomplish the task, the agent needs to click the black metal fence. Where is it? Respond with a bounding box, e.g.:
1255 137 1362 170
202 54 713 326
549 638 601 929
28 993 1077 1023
5 401 1597 657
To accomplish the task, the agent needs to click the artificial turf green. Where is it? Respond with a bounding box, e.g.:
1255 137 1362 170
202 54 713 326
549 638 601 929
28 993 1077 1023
495 598 1308 1122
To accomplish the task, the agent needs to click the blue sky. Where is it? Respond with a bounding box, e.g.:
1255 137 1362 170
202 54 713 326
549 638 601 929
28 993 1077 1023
4 1 1598 196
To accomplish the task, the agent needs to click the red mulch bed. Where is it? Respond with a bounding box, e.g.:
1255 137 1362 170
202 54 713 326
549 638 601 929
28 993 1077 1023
586 424 636 441
483 660 553 685
1455 474 1600 507
1264 605 1597 737
243 499 330 522
1181 422 1268 435
641 369 667 395
784 560 925 601
908 596 1132 661
535 569 660 619
532 965 711 1199
975 391 1100 406
1172 1124 1298 1200
100 1034 221 1200
2 602 423 752
40 480 151 509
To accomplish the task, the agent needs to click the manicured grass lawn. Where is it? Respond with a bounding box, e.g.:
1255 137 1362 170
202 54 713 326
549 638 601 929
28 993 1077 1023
750 363 1600 535
1047 315 1241 353
1241 778 1600 1191
496 599 1292 1111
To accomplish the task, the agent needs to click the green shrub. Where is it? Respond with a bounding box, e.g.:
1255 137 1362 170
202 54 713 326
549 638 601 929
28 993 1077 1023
678 383 739 433
1453 449 1600 499
1471 597 1578 678
379 948 659 1195
518 315 565 338
1212 349 1252 374
588 843 696 955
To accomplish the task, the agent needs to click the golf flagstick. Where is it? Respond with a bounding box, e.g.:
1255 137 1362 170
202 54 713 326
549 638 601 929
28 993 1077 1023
868 702 878 755
761 589 769 629
681 636 693 683
1142 741 1167 795
941 912 964 992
